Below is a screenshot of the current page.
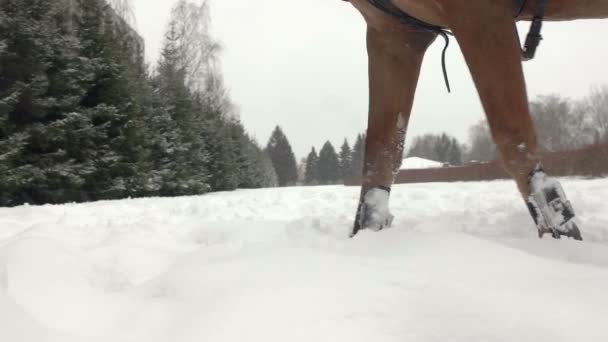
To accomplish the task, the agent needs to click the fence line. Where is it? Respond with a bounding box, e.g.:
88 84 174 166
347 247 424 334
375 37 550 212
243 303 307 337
345 143 608 186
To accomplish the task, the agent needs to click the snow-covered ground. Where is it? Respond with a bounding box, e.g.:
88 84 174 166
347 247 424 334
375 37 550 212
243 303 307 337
401 157 443 169
1 178 608 342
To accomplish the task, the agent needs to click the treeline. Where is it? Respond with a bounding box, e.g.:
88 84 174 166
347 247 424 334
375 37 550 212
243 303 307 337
0 0 276 207
254 126 366 187
294 87 608 183
468 89 608 161
408 87 608 164
262 87 608 188
301 134 365 186
407 133 464 166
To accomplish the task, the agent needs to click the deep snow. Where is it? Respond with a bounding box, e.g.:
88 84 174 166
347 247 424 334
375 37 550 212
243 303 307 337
1 178 608 341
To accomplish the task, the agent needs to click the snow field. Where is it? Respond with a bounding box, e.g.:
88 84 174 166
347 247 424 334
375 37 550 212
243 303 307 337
1 178 608 341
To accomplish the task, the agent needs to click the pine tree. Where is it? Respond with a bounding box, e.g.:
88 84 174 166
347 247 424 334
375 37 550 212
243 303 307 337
407 133 463 165
0 0 272 205
265 126 298 186
76 0 150 198
448 137 463 166
238 137 278 189
338 139 352 180
0 0 98 205
434 133 452 163
151 1 247 194
350 134 365 178
153 22 210 195
317 141 340 185
258 148 279 188
304 147 319 185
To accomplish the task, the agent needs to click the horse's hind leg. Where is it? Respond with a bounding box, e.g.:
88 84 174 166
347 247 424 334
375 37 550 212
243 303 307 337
352 26 435 236
448 2 582 239
448 2 537 194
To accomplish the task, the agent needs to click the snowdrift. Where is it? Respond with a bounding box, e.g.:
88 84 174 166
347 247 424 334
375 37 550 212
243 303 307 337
1 179 608 341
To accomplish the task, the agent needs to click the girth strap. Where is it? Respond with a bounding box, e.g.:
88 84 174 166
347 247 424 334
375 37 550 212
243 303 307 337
366 0 453 93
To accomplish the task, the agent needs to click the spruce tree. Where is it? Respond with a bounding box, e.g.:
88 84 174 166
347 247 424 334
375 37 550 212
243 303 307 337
0 0 274 205
350 134 365 178
238 137 278 189
0 0 97 205
76 0 150 198
317 141 340 185
153 22 210 195
265 126 298 186
407 133 463 166
338 139 353 180
434 133 452 163
448 137 463 166
257 148 279 188
304 147 319 185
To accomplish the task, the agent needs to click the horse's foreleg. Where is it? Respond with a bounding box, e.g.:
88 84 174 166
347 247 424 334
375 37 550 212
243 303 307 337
449 3 539 196
352 26 434 236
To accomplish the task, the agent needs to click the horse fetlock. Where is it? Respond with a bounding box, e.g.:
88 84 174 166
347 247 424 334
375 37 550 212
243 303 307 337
497 139 540 179
526 165 583 241
357 186 394 232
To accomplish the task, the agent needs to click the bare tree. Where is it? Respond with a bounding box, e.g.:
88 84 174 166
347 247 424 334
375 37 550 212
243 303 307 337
109 0 136 26
466 119 496 162
165 0 234 116
581 85 608 144
467 88 608 162
169 1 220 90
529 94 579 151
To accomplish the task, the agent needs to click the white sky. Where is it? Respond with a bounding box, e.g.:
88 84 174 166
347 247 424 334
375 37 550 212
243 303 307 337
132 0 608 159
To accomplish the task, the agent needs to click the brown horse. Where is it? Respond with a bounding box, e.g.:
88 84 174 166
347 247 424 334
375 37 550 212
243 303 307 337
348 0 608 238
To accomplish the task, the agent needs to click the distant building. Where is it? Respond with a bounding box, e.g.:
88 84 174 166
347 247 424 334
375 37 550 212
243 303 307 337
400 157 443 170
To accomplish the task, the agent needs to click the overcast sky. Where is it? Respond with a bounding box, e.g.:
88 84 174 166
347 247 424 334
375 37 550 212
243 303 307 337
132 0 608 159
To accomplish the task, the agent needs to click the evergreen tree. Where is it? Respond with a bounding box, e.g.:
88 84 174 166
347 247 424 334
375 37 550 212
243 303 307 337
0 0 273 206
152 22 210 195
317 141 340 185
238 137 278 189
0 0 97 204
338 139 352 180
258 148 279 188
434 133 452 163
408 134 438 161
76 0 150 197
265 126 298 186
350 134 365 178
448 137 463 166
407 133 463 166
152 1 243 194
304 147 319 185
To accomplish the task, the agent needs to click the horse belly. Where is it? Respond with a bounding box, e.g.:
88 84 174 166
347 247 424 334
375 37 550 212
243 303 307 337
349 0 447 30
391 0 447 26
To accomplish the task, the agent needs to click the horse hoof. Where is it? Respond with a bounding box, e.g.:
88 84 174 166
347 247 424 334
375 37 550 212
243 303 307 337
355 187 394 234
527 166 583 241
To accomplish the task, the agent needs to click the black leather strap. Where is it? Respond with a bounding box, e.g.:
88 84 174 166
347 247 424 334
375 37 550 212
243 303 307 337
343 0 546 87
520 0 546 60
366 0 453 92
514 0 527 17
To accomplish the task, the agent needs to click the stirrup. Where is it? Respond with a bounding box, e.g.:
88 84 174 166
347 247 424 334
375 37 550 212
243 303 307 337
526 166 583 240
